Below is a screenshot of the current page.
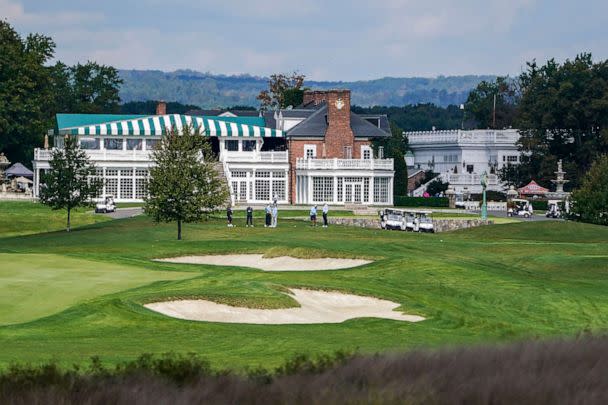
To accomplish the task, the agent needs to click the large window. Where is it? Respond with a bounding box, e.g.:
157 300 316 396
79 138 99 150
104 138 123 150
242 140 256 152
146 139 160 150
373 177 390 203
127 139 143 150
225 140 239 151
312 177 334 202
255 179 270 201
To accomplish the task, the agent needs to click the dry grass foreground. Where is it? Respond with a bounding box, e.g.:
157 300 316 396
2 336 607 404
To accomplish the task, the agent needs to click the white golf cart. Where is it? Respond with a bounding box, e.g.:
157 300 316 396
546 200 563 218
95 195 116 214
380 209 434 232
507 198 532 218
380 208 408 231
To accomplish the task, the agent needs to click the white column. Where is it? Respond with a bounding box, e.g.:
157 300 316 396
307 175 313 204
333 175 337 204
369 176 375 205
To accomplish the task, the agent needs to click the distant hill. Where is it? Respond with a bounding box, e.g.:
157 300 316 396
118 69 496 108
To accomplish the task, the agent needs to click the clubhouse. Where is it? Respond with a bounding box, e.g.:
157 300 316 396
33 89 395 205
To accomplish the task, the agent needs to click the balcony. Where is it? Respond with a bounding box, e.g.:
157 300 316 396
296 158 394 171
444 173 499 186
222 150 288 163
35 148 152 162
406 129 520 146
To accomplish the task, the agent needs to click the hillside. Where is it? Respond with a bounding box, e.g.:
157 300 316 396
118 69 496 108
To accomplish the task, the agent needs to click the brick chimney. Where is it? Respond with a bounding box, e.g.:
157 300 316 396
156 100 167 115
324 89 354 158
303 90 328 106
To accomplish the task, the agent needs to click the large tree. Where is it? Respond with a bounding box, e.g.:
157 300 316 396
257 72 306 110
0 20 55 165
570 155 608 225
39 136 102 232
144 126 229 240
516 54 608 189
372 122 408 197
465 76 518 129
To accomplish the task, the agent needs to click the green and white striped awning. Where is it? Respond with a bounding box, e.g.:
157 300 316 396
58 114 283 138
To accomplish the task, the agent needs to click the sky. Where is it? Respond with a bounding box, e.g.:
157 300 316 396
3 0 608 81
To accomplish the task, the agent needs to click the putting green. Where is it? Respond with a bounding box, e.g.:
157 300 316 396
0 253 194 325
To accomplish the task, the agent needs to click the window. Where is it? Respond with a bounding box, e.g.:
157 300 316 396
105 168 118 177
231 171 247 178
255 179 270 201
225 140 239 151
105 178 118 197
120 168 133 176
127 139 142 150
135 168 148 177
135 178 147 199
120 177 133 199
256 171 270 178
361 146 372 160
312 177 334 202
337 177 343 201
272 171 285 178
304 144 316 159
79 138 99 150
104 138 123 150
373 177 390 203
363 178 370 203
507 155 518 163
466 165 474 174
242 140 256 152
273 179 286 200
343 146 353 159
146 139 160 150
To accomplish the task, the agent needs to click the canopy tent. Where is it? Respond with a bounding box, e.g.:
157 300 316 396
57 114 283 138
13 176 33 184
5 163 33 178
518 180 548 195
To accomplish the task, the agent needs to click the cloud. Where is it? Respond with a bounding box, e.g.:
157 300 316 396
0 0 103 27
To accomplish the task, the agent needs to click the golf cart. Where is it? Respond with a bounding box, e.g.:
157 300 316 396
507 198 532 218
95 195 116 213
545 200 562 218
380 208 408 231
380 209 433 232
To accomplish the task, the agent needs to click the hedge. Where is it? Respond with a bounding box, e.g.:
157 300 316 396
394 196 449 207
530 200 548 211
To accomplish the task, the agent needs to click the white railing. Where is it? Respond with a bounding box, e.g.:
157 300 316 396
35 148 152 162
406 129 519 146
222 151 288 163
296 158 394 171
446 173 499 186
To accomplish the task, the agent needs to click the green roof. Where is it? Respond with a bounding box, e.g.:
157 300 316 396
54 113 266 133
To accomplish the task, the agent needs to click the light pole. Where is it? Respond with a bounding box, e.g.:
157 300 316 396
480 171 488 220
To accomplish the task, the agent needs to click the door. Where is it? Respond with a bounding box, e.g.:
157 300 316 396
354 184 362 203
345 183 353 202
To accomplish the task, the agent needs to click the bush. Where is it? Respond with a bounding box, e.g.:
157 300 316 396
394 196 449 207
531 200 548 211
571 155 608 225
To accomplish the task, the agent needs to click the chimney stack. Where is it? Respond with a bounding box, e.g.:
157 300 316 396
156 101 167 115
325 89 354 158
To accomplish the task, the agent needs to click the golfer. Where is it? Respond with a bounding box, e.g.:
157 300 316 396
322 203 329 227
265 204 271 227
310 205 317 226
226 205 233 227
246 206 254 227
271 204 278 227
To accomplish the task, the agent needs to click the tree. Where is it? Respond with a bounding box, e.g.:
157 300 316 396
39 136 102 232
393 150 408 197
426 178 449 196
372 122 408 197
516 54 608 189
0 20 55 165
570 155 608 225
144 126 229 240
257 72 306 110
465 76 518 129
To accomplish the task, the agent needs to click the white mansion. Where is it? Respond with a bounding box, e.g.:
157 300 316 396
405 129 521 194
33 90 395 205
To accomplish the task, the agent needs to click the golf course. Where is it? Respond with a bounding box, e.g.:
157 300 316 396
1 201 607 370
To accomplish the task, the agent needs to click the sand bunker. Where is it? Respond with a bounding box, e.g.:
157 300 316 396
144 289 425 324
155 254 371 272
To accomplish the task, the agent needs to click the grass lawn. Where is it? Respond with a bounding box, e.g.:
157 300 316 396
0 201 607 370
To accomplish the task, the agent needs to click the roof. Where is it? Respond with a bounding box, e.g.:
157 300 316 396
5 163 33 178
57 114 283 138
187 109 261 117
285 105 390 139
518 180 549 195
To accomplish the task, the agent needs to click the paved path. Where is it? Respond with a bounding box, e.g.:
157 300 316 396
103 207 143 219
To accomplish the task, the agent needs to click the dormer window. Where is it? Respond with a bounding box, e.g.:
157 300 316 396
304 144 317 159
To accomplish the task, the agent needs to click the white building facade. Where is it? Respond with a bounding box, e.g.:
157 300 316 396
406 129 521 193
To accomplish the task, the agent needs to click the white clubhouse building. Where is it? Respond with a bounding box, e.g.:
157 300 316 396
405 129 521 194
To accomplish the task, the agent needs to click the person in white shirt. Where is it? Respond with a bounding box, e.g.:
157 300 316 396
310 205 317 227
271 204 278 227
322 203 329 227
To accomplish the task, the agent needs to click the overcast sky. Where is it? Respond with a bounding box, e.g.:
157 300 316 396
3 0 607 81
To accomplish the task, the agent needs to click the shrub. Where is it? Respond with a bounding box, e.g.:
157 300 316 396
394 196 449 207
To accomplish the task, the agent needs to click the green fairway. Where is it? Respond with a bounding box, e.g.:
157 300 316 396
0 201 607 370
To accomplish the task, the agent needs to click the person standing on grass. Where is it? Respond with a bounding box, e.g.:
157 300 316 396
271 204 278 227
322 202 329 227
246 205 254 227
310 205 317 226
265 204 271 227
226 205 233 227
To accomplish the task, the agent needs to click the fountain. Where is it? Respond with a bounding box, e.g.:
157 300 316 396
547 160 570 200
